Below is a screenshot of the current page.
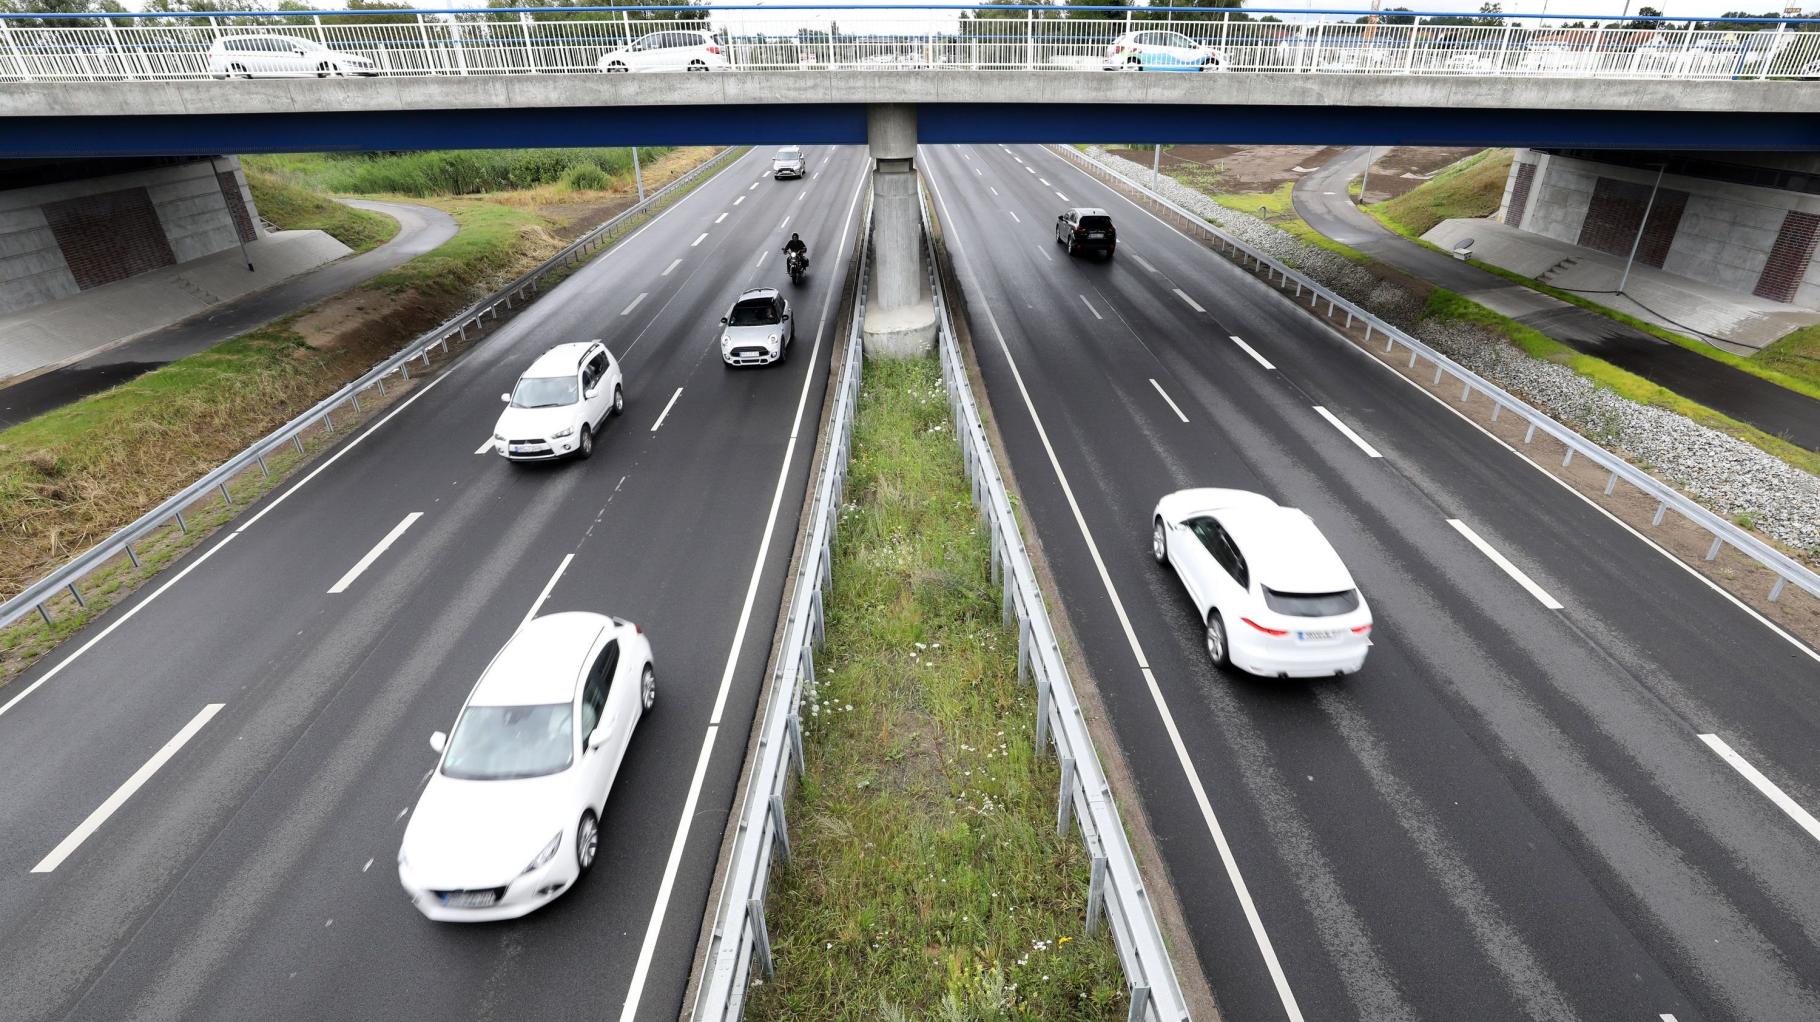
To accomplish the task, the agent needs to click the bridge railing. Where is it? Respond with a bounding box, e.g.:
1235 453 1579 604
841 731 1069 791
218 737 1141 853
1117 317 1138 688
2 6 1817 82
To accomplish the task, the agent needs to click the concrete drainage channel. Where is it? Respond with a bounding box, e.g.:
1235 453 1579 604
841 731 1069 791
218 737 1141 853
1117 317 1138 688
1048 143 1820 645
0 146 743 653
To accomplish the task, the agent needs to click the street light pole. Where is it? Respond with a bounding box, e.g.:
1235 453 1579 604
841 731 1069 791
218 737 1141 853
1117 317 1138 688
632 146 645 203
1152 143 1161 190
1357 146 1375 205
1617 163 1666 297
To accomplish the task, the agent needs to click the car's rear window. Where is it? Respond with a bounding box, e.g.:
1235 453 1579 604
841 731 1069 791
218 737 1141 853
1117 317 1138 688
730 299 780 326
1079 216 1114 231
1262 587 1360 617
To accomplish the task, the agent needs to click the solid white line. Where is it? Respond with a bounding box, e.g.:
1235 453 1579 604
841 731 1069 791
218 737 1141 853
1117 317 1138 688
650 387 683 433
714 212 728 224
617 152 868 1022
1699 734 1820 845
32 703 224 873
1172 288 1205 313
474 437 494 455
1007 210 1020 223
620 292 647 316
756 250 768 268
1129 251 1156 273
521 553 574 630
327 512 422 594
1313 405 1382 459
691 232 708 247
1150 378 1189 422
1079 294 1103 320
926 159 1306 1022
662 258 682 276
1228 334 1276 370
1447 518 1564 610
733 195 745 206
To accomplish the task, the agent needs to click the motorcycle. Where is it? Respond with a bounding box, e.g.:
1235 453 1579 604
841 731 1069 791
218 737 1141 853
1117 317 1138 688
786 249 807 285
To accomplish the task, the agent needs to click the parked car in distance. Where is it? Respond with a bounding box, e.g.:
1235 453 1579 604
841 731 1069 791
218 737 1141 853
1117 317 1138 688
398 612 656 921
720 287 794 366
1104 30 1225 71
207 33 376 78
1152 488 1373 678
596 29 729 72
1056 207 1117 258
493 341 624 461
772 146 806 179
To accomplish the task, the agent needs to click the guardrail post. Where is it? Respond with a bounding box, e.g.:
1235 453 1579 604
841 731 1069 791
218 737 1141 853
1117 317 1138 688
217 481 233 506
174 509 189 534
769 794 792 865
1770 576 1787 603
1561 448 1575 468
800 644 816 697
1035 678 1052 751
124 543 140 569
1461 382 1472 403
256 453 270 478
786 711 805 777
1522 423 1536 444
748 898 775 979
37 604 52 627
811 587 825 646
1705 536 1723 561
1490 402 1502 423
1432 364 1444 386
1127 986 1152 1022
1652 501 1668 526
1408 350 1419 369
1056 755 1076 835
1001 561 1015 629
1603 470 1618 495
1016 617 1031 684
1085 854 1108 936
67 582 86 608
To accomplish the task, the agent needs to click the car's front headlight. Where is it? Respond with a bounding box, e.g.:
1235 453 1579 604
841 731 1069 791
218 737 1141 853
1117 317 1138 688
492 433 504 442
721 334 732 347
766 333 778 346
551 426 575 439
522 831 562 875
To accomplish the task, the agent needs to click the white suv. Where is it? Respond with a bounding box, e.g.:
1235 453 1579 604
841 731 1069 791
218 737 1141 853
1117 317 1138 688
772 147 806 180
207 34 376 78
493 341 624 462
597 29 730 72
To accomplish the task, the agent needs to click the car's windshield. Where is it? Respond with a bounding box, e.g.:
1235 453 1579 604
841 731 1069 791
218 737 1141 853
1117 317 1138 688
1261 587 1361 618
729 300 780 327
511 375 577 409
441 703 574 780
776 149 802 161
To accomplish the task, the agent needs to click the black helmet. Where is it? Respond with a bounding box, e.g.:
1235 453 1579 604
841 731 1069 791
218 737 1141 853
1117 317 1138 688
791 233 801 240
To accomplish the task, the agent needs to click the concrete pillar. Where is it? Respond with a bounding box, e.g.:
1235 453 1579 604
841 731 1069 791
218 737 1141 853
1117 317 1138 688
863 103 936 358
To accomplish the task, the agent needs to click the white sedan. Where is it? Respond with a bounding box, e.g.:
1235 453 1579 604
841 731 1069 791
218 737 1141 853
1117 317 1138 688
399 612 655 921
1152 489 1373 678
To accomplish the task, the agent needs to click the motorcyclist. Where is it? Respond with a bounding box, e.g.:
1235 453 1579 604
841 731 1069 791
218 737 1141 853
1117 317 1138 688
782 233 809 270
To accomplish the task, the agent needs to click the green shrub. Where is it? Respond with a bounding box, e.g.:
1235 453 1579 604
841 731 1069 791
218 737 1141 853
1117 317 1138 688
561 161 613 191
248 148 667 197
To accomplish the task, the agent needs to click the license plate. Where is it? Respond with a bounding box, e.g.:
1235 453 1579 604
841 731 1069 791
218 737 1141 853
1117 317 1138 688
1297 629 1341 642
509 444 538 453
1087 232 1105 239
443 891 499 909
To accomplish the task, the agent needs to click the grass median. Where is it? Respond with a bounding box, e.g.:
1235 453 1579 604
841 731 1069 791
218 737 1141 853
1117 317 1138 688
744 357 1125 1021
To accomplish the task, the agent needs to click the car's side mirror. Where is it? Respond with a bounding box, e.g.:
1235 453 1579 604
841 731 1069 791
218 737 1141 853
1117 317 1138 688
585 388 599 400
587 727 609 752
293 48 306 55
782 312 791 320
720 316 729 325
430 731 447 754
500 392 511 403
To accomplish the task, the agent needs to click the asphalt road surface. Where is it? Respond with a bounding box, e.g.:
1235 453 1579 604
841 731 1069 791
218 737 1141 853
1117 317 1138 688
1293 148 1820 452
0 145 867 1022
926 142 1820 1022
0 199 457 429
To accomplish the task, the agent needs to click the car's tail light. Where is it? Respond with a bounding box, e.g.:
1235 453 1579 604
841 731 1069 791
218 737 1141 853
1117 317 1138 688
1241 617 1288 637
1351 624 1372 634
1113 44 1124 54
706 44 720 54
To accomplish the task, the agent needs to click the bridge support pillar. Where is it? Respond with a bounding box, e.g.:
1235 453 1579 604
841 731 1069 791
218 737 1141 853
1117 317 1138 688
863 103 936 359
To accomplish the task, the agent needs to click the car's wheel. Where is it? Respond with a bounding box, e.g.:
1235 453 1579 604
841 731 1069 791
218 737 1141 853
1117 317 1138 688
576 423 594 460
1103 246 1116 260
1126 55 1143 71
605 61 627 72
1206 611 1230 669
317 61 334 78
1066 239 1078 257
639 664 656 715
688 59 708 71
611 385 624 417
229 63 250 79
575 810 599 875
1152 517 1168 565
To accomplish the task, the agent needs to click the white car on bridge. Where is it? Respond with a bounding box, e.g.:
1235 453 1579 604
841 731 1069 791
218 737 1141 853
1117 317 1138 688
398 612 656 922
1104 30 1226 72
1152 489 1373 678
596 29 731 72
207 34 376 78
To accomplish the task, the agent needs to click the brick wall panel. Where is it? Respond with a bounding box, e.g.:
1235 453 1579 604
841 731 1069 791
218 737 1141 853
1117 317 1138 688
217 171 256 245
1577 176 1689 268
1753 210 1820 304
1505 161 1537 229
42 186 174 291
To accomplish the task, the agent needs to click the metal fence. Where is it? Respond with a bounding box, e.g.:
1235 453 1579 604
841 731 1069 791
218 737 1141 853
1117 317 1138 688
2 6 1817 82
1050 143 1820 609
0 145 741 635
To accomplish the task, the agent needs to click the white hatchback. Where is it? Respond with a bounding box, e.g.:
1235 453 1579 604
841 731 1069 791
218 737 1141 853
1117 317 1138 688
493 341 624 462
597 29 730 72
1152 489 1373 678
1104 30 1225 72
207 33 376 78
399 612 655 922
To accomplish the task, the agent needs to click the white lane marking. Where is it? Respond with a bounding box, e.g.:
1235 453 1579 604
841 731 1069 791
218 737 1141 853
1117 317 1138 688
327 512 422 594
1079 294 1103 320
662 258 682 276
1173 288 1205 313
1007 210 1020 224
1055 192 1070 202
1013 155 1024 163
797 188 807 202
989 186 998 196
474 437 494 455
1312 406 1382 459
1150 378 1189 423
1129 251 1157 273
756 250 769 268
778 216 790 231
32 703 224 873
1447 519 1564 610
1661 1015 1680 1022
1699 734 1820 845
362 858 373 872
620 292 648 317
1228 334 1276 370
691 232 708 248
714 212 728 224
521 553 574 629
975 167 983 177
617 152 868 1022
650 387 683 433
925 158 1306 1022
1039 178 1051 186
1026 166 1036 174
748 182 757 191
733 195 745 206
1036 245 1052 263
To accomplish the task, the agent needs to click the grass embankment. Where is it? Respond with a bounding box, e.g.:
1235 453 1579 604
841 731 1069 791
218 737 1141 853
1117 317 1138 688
245 147 670 198
244 167 399 252
1366 147 1512 239
745 358 1125 1021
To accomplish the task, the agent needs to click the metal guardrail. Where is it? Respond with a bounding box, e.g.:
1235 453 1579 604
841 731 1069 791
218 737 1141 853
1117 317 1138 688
0 144 741 634
920 180 1191 1022
691 179 871 1022
1052 143 1820 608
2 6 1817 82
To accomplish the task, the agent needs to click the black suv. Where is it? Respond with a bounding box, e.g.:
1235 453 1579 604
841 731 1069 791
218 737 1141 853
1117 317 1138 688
1056 207 1116 258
